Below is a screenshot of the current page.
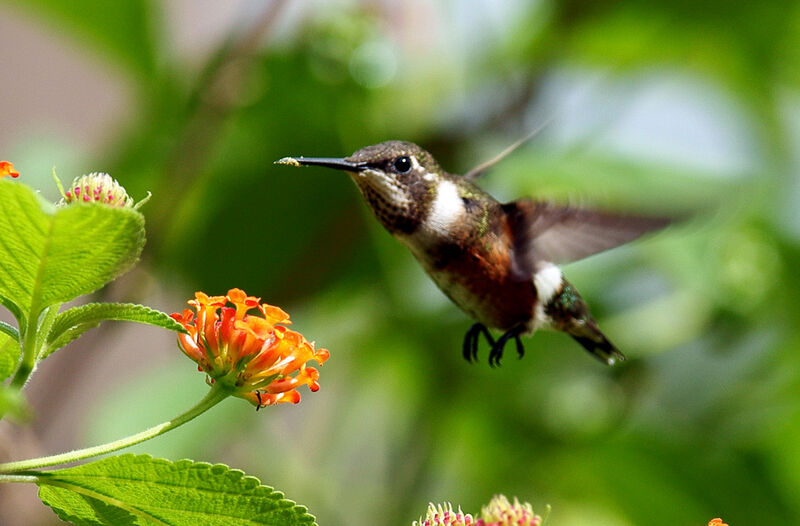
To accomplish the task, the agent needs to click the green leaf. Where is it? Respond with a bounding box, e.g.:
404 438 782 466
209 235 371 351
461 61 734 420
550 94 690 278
36 454 318 526
0 331 21 382
43 303 186 359
35 304 61 356
0 291 26 328
0 180 145 320
0 320 19 341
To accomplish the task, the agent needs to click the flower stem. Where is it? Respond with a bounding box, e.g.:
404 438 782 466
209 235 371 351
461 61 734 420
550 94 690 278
0 383 230 474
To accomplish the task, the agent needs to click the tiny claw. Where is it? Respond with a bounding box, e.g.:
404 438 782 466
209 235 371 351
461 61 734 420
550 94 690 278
471 331 479 362
488 345 503 367
463 323 497 364
488 325 525 367
462 329 474 363
515 333 525 359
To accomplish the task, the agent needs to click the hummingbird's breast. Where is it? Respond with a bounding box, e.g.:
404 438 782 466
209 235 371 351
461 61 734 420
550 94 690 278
400 183 536 331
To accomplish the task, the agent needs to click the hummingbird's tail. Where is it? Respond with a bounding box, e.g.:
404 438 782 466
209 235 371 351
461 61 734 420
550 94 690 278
570 327 625 366
544 279 627 366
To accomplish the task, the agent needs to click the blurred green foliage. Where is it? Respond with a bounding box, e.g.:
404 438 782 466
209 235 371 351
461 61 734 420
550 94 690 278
4 1 800 525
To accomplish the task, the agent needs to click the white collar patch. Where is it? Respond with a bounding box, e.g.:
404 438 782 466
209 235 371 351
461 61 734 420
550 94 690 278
425 179 464 234
533 264 563 303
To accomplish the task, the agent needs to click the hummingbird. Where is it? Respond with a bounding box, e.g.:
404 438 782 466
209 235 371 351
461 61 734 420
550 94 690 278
276 141 670 366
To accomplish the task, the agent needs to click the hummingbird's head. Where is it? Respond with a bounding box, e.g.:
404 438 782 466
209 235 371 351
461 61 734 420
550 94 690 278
277 141 444 234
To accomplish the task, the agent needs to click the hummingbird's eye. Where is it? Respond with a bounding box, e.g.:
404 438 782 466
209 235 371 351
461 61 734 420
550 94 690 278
392 156 412 174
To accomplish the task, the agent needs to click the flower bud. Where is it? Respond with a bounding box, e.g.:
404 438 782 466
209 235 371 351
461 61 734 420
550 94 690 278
414 503 476 526
62 172 133 207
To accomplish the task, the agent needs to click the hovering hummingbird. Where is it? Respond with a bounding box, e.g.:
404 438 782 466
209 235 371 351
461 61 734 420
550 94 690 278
276 141 669 366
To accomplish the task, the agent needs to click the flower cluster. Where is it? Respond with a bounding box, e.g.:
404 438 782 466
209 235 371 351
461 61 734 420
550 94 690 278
171 289 329 407
414 496 542 526
0 161 19 178
478 495 541 526
414 503 476 526
62 172 133 207
708 519 728 526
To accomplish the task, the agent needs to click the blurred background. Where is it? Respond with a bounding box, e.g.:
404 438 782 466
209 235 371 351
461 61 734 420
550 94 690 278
1 0 799 524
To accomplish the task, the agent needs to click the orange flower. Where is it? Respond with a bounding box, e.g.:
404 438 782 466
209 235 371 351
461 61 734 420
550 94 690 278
0 161 19 178
708 519 728 526
171 288 329 407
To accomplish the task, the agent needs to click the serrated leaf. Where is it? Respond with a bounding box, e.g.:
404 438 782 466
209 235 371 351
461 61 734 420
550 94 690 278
37 483 138 526
0 180 145 320
0 331 21 381
36 454 318 526
43 303 186 359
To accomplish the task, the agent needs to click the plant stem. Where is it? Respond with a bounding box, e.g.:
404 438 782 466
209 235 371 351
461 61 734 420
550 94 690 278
0 383 230 474
0 474 38 484
9 303 61 390
9 317 39 390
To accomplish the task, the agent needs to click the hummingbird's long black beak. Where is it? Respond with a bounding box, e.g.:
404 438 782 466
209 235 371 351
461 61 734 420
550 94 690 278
274 156 365 171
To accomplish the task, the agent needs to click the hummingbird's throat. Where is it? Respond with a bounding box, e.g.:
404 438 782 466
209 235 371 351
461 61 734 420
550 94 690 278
350 168 418 234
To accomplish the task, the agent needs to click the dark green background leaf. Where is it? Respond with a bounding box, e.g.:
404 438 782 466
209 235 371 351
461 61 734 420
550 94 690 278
4 0 158 77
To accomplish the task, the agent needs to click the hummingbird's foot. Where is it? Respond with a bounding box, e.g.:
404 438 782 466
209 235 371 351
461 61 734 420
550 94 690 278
488 325 526 367
462 323 496 363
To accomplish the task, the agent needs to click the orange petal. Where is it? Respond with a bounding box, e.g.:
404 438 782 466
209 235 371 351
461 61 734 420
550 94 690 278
268 390 301 405
259 303 291 325
201 307 221 355
265 367 320 394
192 291 226 308
227 288 260 306
245 389 301 406
304 367 321 391
192 291 210 306
235 315 274 340
227 288 246 302
177 333 205 363
169 309 194 327
0 161 19 178
313 348 330 365
217 307 237 354
227 288 260 319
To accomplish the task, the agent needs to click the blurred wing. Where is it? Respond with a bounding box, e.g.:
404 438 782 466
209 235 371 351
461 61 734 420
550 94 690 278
503 199 671 272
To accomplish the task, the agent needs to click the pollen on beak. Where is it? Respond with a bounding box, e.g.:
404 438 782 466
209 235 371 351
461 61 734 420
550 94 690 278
274 157 302 167
274 157 365 171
